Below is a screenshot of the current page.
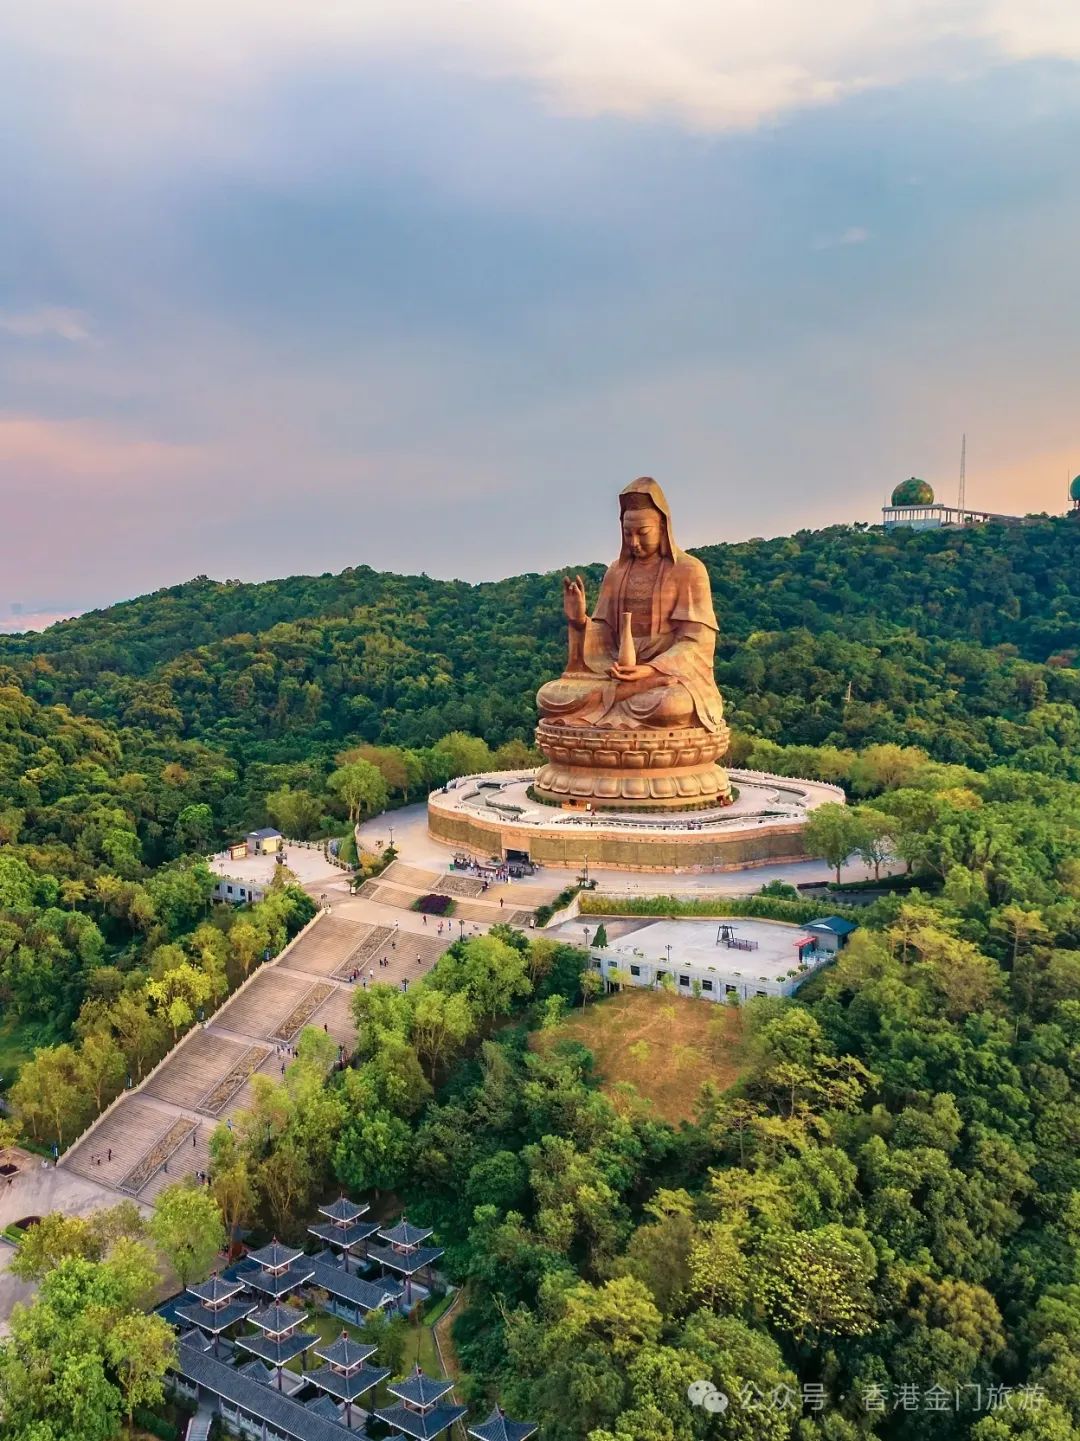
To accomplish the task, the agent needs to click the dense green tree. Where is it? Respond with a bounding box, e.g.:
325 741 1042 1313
148 1182 226 1287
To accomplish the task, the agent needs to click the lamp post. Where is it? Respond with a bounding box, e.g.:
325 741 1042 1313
665 943 672 966
388 825 395 848
583 925 591 950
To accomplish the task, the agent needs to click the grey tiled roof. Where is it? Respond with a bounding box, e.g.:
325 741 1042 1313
187 1275 245 1304
378 1219 433 1247
308 1256 403 1312
369 1242 444 1276
389 1369 453 1407
248 1302 309 1335
175 1299 256 1333
469 1407 539 1441
238 1259 315 1298
375 1402 468 1438
312 1333 378 1370
247 1240 304 1271
234 1331 318 1366
318 1195 370 1224
308 1219 381 1249
307 1362 389 1400
304 1394 342 1421
238 1360 275 1385
173 1336 350 1441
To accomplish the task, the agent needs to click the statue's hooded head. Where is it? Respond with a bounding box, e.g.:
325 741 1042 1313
618 477 677 561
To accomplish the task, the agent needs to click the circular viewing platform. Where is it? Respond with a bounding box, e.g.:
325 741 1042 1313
427 769 843 873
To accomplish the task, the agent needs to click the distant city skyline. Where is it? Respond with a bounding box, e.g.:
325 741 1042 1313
3 1 1080 631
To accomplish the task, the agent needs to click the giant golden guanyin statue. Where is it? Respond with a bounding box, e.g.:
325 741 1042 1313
534 478 732 807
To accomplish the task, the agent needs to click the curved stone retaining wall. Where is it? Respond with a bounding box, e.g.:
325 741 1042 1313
428 801 809 873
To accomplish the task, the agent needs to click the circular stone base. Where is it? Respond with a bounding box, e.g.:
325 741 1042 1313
534 719 732 808
427 768 846 873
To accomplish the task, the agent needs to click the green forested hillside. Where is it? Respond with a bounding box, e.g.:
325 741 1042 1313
3 518 1080 775
5 517 1080 1441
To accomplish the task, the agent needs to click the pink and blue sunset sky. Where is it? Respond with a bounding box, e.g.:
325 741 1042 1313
2 0 1080 630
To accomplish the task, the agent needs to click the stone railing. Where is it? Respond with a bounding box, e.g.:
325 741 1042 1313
728 768 847 802
58 912 324 1164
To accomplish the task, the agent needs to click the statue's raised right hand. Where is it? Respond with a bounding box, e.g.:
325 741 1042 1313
562 574 587 627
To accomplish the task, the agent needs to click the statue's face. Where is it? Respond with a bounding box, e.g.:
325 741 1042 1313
621 507 663 559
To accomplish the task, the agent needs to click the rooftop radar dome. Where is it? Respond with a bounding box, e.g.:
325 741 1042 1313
1070 475 1080 502
891 477 935 507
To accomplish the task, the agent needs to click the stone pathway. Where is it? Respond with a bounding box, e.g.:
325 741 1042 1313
59 912 453 1203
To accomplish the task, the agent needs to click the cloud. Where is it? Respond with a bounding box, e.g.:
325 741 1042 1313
814 226 871 250
0 307 92 342
8 0 1080 144
0 413 199 487
0 608 81 634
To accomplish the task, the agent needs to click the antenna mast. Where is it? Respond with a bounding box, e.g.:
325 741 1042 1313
958 433 967 514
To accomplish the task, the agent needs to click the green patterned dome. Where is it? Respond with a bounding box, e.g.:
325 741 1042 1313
891 477 935 507
1071 475 1080 503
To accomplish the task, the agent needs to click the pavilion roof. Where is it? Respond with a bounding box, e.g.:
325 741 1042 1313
247 1239 304 1271
306 1362 390 1401
235 1330 318 1366
247 1301 308 1336
187 1275 245 1305
378 1218 433 1248
317 1195 371 1224
375 1403 468 1439
237 1259 315 1299
369 1242 445 1276
307 1219 381 1249
174 1299 256 1333
388 1368 454 1408
469 1407 540 1441
312 1332 378 1370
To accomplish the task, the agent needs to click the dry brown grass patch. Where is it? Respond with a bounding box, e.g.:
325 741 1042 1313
533 989 745 1126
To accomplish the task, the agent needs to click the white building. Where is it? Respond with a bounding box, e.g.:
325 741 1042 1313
550 916 855 1002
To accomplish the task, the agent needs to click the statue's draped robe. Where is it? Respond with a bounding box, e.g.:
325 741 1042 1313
541 549 725 732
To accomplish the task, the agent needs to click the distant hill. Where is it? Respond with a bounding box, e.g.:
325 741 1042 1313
2 518 1077 778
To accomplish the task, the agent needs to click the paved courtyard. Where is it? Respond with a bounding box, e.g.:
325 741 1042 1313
208 844 341 890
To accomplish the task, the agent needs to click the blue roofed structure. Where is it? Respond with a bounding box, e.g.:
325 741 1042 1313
375 1366 467 1440
804 916 858 954
469 1407 540 1441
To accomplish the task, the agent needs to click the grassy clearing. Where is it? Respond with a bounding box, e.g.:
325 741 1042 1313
0 1015 62 1091
533 988 746 1125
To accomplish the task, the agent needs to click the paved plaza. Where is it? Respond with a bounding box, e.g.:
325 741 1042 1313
208 844 341 891
360 802 891 894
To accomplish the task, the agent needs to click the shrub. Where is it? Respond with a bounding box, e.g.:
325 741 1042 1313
535 885 582 928
134 1409 178 1441
412 893 455 916
578 893 861 926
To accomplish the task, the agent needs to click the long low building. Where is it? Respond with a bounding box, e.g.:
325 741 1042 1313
548 915 856 1001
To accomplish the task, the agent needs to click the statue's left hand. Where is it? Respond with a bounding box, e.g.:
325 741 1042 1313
609 663 662 683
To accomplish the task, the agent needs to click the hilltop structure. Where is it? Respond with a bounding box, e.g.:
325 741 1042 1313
1070 475 1080 517
428 477 838 871
881 477 1023 530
